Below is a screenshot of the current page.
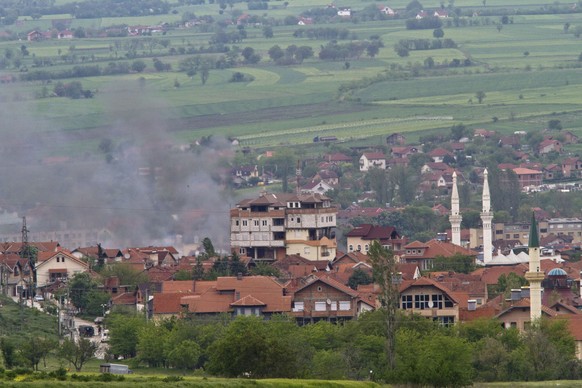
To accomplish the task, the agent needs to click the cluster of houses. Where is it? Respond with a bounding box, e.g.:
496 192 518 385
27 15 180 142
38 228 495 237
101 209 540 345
5 182 582 357
26 24 167 42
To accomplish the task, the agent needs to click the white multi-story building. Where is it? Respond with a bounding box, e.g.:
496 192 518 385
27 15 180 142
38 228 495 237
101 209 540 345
230 192 337 261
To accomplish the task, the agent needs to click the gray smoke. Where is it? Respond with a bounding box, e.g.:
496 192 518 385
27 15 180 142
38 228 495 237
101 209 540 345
0 79 233 253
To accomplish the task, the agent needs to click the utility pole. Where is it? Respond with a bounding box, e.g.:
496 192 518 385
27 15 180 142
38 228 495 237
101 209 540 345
21 217 35 308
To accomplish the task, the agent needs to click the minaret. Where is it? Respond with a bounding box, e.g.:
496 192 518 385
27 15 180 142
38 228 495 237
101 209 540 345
525 213 544 322
481 169 493 264
449 171 462 246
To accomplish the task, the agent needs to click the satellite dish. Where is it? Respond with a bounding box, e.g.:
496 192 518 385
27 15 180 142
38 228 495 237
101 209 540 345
428 301 434 308
326 299 332 305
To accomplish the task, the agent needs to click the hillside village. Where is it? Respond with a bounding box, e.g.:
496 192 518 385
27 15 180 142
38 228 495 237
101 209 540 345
3 122 582 362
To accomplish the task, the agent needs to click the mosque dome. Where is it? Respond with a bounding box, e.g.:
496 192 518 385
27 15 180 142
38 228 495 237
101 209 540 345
547 268 567 277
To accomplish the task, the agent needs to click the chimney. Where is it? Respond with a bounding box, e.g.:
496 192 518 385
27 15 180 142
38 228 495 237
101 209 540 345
520 286 530 299
237 272 243 280
510 289 521 301
467 299 477 311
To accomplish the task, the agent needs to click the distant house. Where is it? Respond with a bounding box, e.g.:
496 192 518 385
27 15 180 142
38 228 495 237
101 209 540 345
57 30 73 39
325 153 352 164
297 17 314 25
386 133 406 145
301 180 334 195
378 5 397 15
428 148 454 163
359 152 386 171
562 157 582 178
434 9 449 18
416 10 429 19
498 135 521 150
512 167 543 188
346 224 407 252
474 129 496 138
421 162 452 174
543 164 562 180
538 139 562 155
391 146 420 159
337 7 352 16
400 239 477 271
27 30 44 41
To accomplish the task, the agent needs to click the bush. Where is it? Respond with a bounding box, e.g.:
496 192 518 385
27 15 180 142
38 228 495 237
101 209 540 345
163 375 184 382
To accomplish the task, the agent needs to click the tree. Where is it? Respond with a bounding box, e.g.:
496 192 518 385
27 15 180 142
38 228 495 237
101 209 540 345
137 323 169 367
108 314 146 359
433 28 444 38
68 272 98 312
416 334 474 386
564 22 571 33
268 45 285 62
200 62 210 85
0 338 16 369
348 268 373 290
547 119 562 130
131 59 146 73
262 26 274 39
395 45 409 57
167 340 201 369
367 241 398 370
20 337 55 370
424 56 435 68
450 123 468 140
475 90 486 103
59 338 97 372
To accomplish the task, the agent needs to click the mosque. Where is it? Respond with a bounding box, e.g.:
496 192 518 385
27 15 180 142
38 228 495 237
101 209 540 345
449 168 563 266
449 168 564 322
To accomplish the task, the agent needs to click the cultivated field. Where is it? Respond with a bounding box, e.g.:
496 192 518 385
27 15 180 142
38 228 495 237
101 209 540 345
2 0 582 156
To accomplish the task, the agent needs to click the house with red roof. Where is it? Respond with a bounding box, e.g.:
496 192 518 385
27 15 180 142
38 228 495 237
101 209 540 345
346 224 407 253
35 250 89 288
428 148 454 163
538 139 562 155
179 275 292 318
512 167 543 188
359 152 386 171
400 239 477 271
325 152 352 164
291 273 363 324
399 276 460 326
562 157 582 178
391 145 420 159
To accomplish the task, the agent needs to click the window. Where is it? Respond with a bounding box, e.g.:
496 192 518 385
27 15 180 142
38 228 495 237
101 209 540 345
357 245 361 251
431 294 443 309
56 257 60 263
436 316 454 326
401 295 412 309
349 245 353 252
262 220 267 226
414 294 429 309
235 220 239 226
296 218 301 223
330 301 337 311
315 301 326 311
339 301 350 311
317 286 323 292
513 234 519 239
293 302 304 312
254 220 259 226
62 257 65 262
365 244 369 252
304 247 310 255
242 220 248 226
239 248 246 255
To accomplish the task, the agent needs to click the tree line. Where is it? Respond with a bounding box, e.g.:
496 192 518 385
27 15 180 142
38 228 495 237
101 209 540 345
104 309 582 384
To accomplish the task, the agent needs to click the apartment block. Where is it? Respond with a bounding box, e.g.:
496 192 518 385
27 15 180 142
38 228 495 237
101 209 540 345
230 192 337 261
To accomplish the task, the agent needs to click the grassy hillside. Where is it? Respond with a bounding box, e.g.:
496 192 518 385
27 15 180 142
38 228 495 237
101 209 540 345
0 295 58 343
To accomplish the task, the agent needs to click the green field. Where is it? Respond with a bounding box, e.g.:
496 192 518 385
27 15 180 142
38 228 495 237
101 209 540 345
2 1 582 156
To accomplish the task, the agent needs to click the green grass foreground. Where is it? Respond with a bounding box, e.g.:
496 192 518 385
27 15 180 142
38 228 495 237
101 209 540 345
0 373 385 387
